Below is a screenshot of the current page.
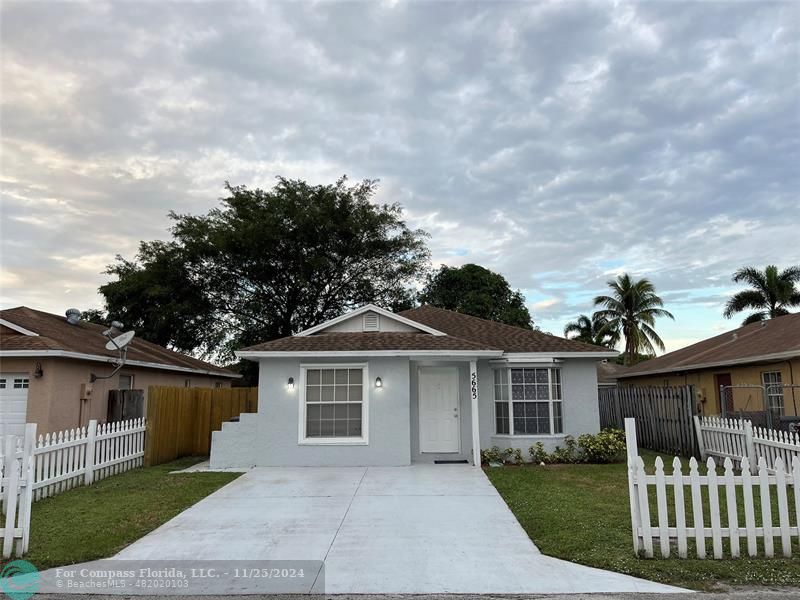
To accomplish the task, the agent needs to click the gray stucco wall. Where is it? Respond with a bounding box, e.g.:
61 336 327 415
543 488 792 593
211 355 601 468
212 356 412 467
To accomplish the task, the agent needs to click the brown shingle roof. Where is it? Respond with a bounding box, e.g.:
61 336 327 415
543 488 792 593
621 312 800 377
241 332 499 353
400 305 614 354
597 361 629 384
0 306 237 377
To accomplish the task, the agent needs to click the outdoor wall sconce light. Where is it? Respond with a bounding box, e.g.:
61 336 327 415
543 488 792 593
34 361 44 379
287 377 295 390
375 377 383 388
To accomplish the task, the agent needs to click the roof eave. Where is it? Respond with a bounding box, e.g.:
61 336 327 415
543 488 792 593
295 304 448 337
236 349 503 360
619 350 800 378
0 350 241 378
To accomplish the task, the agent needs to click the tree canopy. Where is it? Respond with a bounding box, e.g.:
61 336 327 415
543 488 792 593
418 263 533 329
98 176 430 361
723 265 800 325
563 313 619 348
593 274 673 365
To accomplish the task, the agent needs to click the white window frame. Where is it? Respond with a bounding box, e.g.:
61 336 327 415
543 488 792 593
493 367 564 437
118 374 134 390
298 363 369 446
762 370 784 416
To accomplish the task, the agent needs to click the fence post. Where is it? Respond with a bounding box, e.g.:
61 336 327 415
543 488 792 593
17 423 36 555
743 419 757 475
624 418 642 556
2 435 15 514
693 416 707 461
85 420 98 485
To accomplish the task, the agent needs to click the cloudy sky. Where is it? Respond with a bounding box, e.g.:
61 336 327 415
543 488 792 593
1 0 798 353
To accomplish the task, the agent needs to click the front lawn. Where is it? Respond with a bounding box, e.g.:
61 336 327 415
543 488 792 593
485 451 800 591
17 457 241 570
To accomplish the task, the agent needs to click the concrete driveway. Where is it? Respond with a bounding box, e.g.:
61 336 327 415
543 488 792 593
50 466 685 594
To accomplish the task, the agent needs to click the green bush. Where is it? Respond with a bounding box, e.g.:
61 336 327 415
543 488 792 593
577 428 626 463
528 442 551 464
506 447 524 465
480 446 505 464
551 436 579 463
527 429 626 465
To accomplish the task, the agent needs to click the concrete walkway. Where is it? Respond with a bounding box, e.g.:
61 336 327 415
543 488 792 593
39 465 686 595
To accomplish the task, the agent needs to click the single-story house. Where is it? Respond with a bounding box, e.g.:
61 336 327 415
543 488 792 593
619 313 800 420
210 304 617 467
0 306 239 436
597 360 627 389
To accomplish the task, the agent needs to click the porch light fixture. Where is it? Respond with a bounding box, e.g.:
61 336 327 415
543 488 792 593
375 377 383 388
287 377 295 390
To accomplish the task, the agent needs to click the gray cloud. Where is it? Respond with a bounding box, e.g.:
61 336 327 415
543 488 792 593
1 0 798 350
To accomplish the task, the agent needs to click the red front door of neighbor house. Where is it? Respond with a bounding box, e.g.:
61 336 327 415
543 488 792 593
715 373 733 414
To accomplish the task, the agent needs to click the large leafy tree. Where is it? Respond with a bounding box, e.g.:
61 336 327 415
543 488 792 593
723 265 800 325
593 274 674 365
99 176 430 361
418 264 533 329
563 313 619 348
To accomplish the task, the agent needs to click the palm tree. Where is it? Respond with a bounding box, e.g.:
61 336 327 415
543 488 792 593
593 274 674 365
563 313 619 348
723 265 800 325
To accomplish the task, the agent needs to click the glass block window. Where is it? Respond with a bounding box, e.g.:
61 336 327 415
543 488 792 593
304 367 364 439
494 367 563 435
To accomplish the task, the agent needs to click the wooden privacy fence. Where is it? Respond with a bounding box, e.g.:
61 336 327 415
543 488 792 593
145 386 257 466
694 415 800 474
600 385 699 457
626 418 800 559
31 418 145 500
0 426 35 558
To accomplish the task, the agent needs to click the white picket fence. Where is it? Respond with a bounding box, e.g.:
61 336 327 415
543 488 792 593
694 415 800 474
32 418 146 500
626 418 800 559
0 425 35 558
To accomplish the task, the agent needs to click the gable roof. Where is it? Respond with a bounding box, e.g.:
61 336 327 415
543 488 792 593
295 304 446 337
239 304 616 357
400 305 615 354
620 312 800 378
0 306 238 378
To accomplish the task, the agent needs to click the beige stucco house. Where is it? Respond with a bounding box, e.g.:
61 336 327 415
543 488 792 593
0 306 239 436
619 313 800 423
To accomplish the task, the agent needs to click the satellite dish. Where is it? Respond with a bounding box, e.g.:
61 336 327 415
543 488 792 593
105 330 135 351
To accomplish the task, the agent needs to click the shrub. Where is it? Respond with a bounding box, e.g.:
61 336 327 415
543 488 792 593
577 428 626 463
528 442 551 464
551 436 578 464
480 446 505 465
505 447 524 465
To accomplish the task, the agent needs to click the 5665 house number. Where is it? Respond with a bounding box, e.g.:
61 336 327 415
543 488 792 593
471 371 478 400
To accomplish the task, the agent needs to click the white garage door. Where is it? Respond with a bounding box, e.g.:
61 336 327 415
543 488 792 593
0 374 29 439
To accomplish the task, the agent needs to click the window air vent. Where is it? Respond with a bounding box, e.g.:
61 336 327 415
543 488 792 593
363 313 380 332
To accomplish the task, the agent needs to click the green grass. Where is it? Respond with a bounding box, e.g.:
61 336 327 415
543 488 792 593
14 457 240 571
485 451 800 591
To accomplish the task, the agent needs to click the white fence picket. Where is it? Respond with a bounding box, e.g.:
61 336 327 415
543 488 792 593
626 418 798 560
6 418 148 503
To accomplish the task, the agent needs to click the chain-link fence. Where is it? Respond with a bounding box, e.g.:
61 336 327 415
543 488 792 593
720 383 800 430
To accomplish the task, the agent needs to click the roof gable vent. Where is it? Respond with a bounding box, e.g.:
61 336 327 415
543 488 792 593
363 312 380 332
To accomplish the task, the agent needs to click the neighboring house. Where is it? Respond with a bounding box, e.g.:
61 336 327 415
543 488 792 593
0 306 239 437
210 304 616 467
597 360 627 389
619 313 800 420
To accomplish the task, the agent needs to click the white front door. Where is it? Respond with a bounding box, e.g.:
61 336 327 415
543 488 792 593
419 367 460 453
